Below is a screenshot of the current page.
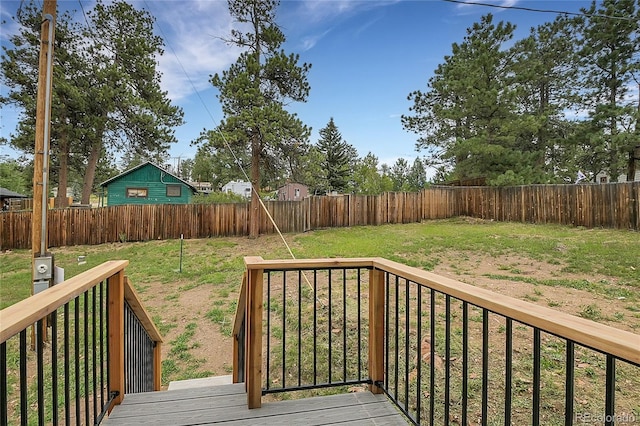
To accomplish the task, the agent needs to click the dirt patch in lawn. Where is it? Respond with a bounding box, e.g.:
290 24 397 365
134 238 638 388
433 252 638 332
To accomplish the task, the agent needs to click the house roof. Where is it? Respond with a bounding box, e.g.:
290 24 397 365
99 161 198 192
0 187 28 198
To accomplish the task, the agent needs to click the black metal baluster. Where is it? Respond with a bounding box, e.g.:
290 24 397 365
404 278 410 414
533 328 541 426
564 341 574 426
0 342 7 426
37 319 44 426
385 273 390 391
106 283 111 415
357 269 362 381
604 355 615 426
129 308 134 392
343 269 347 383
123 302 128 393
92 287 98 421
482 309 489 426
505 318 512 426
416 285 422 424
84 292 90 426
298 270 302 387
51 310 59 426
20 329 27 425
328 269 332 384
266 272 271 390
282 271 286 389
125 304 130 393
394 275 399 401
75 297 80 425
313 270 317 386
430 290 435 424
445 295 451 425
462 302 468 426
64 303 70 426
99 281 105 410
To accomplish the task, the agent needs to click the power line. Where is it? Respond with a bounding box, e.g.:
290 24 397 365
442 0 637 22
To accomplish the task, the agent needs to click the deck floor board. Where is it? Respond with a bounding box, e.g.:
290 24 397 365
105 383 408 425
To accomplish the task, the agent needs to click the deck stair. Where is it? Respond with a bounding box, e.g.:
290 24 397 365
104 376 408 425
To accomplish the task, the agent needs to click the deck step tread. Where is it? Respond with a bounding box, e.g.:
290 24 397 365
105 384 407 425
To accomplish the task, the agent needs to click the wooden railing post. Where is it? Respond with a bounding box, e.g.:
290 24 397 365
369 267 385 394
107 270 125 408
245 261 263 408
153 342 162 391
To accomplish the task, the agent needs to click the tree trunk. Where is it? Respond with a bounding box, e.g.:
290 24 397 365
628 150 637 182
249 132 260 239
630 83 640 182
81 140 102 205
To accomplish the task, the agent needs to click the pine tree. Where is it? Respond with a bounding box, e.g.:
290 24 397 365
575 0 639 181
209 0 311 237
407 158 428 190
1 0 183 204
316 118 357 193
402 14 526 184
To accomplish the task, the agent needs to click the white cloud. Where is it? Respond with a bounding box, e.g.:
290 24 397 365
454 0 521 15
142 1 244 101
280 0 400 50
300 28 332 51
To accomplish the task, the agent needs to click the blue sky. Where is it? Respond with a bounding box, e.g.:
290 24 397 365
1 0 595 174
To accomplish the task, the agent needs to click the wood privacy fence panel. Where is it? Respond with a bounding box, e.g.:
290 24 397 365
455 183 639 229
1 183 638 250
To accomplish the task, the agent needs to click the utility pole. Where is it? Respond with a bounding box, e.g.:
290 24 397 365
31 0 57 347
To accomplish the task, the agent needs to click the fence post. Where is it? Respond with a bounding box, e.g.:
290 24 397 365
107 269 125 408
369 266 385 394
246 261 263 408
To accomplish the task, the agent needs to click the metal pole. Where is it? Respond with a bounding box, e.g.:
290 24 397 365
179 234 183 273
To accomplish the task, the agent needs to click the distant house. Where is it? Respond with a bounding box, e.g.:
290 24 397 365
190 181 213 194
277 183 308 201
222 180 252 198
1 187 28 211
100 161 197 206
595 170 640 183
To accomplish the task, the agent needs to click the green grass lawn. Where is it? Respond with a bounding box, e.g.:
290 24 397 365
1 218 639 425
1 218 639 399
2 217 639 315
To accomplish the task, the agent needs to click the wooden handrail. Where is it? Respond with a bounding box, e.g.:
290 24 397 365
124 277 163 344
0 260 129 343
124 276 163 391
373 258 640 366
232 272 247 339
242 256 640 366
232 272 247 384
244 257 376 271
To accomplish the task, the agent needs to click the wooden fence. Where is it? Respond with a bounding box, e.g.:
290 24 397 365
1 182 638 250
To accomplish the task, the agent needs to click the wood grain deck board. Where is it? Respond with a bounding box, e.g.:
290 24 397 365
105 384 407 425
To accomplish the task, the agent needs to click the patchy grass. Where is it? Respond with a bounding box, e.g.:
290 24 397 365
2 218 639 417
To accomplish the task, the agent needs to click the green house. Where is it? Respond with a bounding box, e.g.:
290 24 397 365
100 161 197 206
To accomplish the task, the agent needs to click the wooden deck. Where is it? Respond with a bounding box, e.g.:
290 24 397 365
104 383 408 425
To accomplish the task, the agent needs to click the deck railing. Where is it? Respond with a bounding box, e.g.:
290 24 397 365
0 261 163 425
236 257 640 425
